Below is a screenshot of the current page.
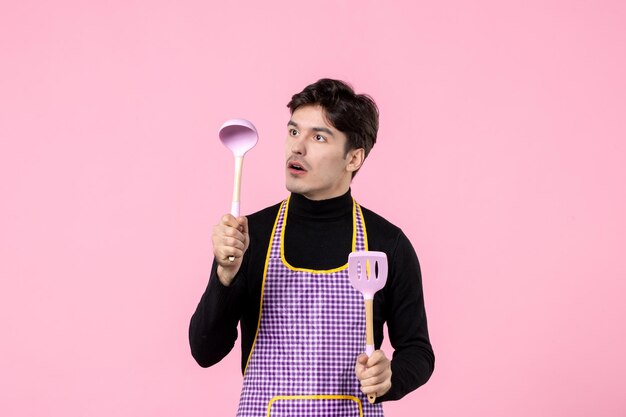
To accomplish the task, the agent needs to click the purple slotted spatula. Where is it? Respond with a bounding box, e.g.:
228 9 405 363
348 250 388 404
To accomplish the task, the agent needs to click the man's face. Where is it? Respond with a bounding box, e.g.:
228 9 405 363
285 105 362 200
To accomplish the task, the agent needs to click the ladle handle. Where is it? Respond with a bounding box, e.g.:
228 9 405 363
231 156 244 217
228 156 244 262
231 201 240 218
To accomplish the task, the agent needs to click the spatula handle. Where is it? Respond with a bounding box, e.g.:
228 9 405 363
365 299 374 353
365 298 376 404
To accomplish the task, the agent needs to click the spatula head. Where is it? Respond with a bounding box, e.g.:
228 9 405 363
348 251 388 300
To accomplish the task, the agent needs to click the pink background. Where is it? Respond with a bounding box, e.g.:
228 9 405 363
1 1 625 416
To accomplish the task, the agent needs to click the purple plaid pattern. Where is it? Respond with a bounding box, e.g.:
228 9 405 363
236 199 384 417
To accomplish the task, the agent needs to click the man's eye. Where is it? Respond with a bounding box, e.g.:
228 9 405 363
314 134 326 142
289 129 299 136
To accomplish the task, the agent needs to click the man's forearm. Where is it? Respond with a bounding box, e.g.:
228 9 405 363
189 262 243 367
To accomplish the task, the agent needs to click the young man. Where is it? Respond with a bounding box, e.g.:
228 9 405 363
190 79 434 416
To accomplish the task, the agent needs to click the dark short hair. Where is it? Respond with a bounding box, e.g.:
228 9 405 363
287 79 379 167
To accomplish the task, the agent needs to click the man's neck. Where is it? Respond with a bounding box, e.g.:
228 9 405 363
289 189 352 220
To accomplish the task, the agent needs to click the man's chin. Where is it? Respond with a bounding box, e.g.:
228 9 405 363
285 181 302 194
285 178 311 196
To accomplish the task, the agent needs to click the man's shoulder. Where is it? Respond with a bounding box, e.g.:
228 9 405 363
358 203 419 260
358 204 404 243
248 201 282 219
247 200 283 218
359 204 401 231
246 200 284 234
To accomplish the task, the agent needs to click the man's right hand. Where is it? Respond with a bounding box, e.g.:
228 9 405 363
212 214 249 286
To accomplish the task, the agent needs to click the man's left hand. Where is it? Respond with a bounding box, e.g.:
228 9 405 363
355 350 392 399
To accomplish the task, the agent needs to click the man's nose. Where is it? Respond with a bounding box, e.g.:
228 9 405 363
290 136 306 155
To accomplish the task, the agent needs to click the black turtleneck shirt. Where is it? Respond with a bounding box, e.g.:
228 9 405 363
189 190 434 402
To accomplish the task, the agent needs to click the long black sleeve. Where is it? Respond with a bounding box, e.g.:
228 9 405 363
189 261 246 367
372 228 434 401
189 202 278 371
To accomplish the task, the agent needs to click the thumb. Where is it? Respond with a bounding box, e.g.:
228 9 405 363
236 215 248 231
355 353 368 379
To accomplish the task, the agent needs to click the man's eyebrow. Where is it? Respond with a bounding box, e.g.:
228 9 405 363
312 126 334 136
287 120 335 137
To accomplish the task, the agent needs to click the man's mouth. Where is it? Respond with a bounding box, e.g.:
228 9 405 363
287 161 307 173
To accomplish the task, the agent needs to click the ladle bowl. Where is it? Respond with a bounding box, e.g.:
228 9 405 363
219 119 259 158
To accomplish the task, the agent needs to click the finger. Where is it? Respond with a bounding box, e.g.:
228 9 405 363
359 368 391 387
361 358 392 381
360 361 392 380
219 225 246 243
354 354 368 378
360 384 378 395
360 381 390 396
223 236 246 251
359 366 392 388
366 350 386 367
213 220 245 244
361 380 392 397
217 248 244 263
236 216 248 234
355 363 366 379
220 214 239 228
360 362 391 381
215 238 244 255
355 354 368 374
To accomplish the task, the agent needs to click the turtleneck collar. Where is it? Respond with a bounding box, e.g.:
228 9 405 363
289 189 353 220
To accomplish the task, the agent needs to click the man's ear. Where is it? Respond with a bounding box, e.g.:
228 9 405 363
346 148 365 173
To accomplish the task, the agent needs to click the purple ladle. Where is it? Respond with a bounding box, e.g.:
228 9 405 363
219 119 258 261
